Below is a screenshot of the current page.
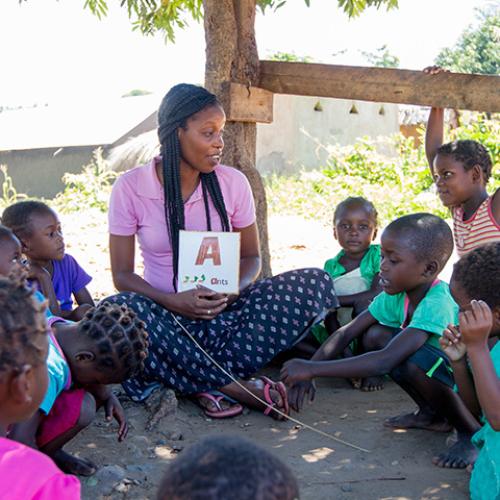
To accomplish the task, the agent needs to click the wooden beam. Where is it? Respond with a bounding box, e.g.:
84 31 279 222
220 82 274 123
259 61 500 112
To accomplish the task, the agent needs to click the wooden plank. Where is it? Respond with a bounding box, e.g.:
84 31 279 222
221 82 274 123
259 61 500 112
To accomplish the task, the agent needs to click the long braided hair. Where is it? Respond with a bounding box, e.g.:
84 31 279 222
158 84 231 291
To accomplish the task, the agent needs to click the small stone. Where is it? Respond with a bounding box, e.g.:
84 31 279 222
172 445 184 453
294 425 301 430
86 477 98 487
391 460 399 466
164 430 183 441
95 464 126 484
340 484 352 493
339 413 348 419
114 482 129 493
156 439 167 446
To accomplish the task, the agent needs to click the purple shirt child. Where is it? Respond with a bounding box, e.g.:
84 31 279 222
52 254 92 311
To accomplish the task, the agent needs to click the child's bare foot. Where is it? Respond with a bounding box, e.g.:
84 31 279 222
361 376 384 391
52 449 97 476
384 409 452 432
432 437 477 469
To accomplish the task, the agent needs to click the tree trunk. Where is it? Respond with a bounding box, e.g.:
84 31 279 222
203 0 272 277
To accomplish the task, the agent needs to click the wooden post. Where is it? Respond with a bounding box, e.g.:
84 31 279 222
259 61 500 112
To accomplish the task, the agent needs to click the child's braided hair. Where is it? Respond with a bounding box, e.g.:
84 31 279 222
436 140 493 183
0 276 47 375
78 301 149 380
453 242 500 309
157 83 231 291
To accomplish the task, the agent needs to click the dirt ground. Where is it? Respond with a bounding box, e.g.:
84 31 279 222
61 212 467 500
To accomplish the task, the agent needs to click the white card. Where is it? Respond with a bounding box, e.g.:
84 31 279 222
177 230 240 294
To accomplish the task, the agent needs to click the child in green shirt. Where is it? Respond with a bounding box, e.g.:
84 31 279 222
281 213 481 470
440 243 500 497
298 198 381 374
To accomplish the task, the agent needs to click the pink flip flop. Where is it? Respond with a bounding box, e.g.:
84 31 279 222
260 376 289 418
196 392 244 419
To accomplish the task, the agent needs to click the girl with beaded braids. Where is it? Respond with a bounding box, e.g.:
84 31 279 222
107 83 337 419
10 301 148 477
0 277 80 498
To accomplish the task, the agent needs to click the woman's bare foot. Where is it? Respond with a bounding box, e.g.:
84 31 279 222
52 449 97 476
432 436 478 469
361 376 384 392
384 409 452 432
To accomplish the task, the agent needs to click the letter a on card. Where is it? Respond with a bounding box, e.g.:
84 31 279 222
195 237 222 266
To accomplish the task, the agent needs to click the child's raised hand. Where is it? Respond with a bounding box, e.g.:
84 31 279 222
440 325 467 361
459 300 493 348
105 393 128 441
423 65 450 75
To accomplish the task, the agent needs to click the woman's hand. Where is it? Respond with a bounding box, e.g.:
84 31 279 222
104 393 128 442
459 300 493 348
440 324 467 362
166 286 228 320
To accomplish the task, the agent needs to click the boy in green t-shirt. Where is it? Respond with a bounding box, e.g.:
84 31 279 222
298 198 381 376
281 213 481 470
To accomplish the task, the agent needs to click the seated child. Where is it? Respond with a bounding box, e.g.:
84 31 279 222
157 434 299 500
9 301 149 476
2 201 95 320
0 277 80 499
440 242 500 498
281 213 481 469
0 224 58 315
424 67 499 256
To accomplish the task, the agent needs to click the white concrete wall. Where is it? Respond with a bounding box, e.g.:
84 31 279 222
256 95 399 175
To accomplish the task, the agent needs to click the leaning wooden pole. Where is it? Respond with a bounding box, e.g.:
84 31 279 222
259 61 500 112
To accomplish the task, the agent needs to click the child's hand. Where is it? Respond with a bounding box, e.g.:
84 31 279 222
280 359 314 386
423 65 450 75
288 380 316 413
105 393 128 441
459 300 493 348
440 325 467 361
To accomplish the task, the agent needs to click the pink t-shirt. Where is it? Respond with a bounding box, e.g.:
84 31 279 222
0 437 80 499
108 157 256 293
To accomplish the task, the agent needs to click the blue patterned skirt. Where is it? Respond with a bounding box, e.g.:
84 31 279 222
104 268 335 401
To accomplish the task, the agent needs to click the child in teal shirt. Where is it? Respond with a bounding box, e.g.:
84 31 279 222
282 213 481 470
440 243 500 497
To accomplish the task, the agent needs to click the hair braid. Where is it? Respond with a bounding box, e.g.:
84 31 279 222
157 83 231 291
78 301 149 380
0 276 47 375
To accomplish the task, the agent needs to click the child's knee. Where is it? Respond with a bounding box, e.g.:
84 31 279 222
362 324 394 351
77 392 96 428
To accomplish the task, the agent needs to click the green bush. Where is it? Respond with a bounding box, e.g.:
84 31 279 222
52 148 117 213
265 114 499 227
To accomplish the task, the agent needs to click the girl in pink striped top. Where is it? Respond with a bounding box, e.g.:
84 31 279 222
424 67 499 257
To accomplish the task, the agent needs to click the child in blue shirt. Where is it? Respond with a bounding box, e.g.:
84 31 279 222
440 243 500 497
2 201 94 320
281 213 481 469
